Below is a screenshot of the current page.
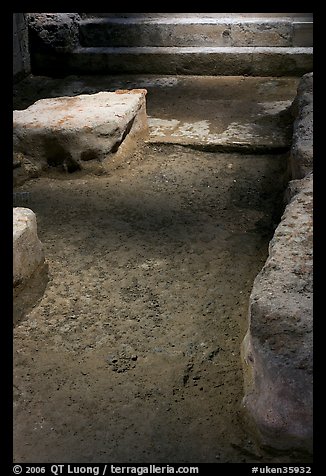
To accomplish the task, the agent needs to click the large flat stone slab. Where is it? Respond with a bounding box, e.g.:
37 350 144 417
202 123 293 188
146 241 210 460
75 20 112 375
241 172 313 454
13 207 45 288
13 90 148 172
147 101 292 152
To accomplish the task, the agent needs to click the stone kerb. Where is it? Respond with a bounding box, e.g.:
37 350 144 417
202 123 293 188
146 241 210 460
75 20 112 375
241 73 313 454
13 89 148 174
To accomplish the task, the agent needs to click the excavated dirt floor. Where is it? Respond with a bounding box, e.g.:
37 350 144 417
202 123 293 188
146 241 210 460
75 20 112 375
13 75 311 464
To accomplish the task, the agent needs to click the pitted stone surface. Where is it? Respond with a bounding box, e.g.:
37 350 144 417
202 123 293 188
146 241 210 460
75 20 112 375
27 13 81 52
13 90 148 172
241 173 313 454
13 207 45 288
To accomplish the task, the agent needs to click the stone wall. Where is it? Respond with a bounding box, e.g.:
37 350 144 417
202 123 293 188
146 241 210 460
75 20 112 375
13 13 31 81
241 73 313 455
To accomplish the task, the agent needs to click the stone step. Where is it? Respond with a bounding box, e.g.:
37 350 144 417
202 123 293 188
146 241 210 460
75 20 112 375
79 17 313 47
32 46 313 77
81 13 313 19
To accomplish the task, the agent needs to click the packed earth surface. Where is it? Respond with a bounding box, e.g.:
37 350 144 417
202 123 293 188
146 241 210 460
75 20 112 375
13 75 311 463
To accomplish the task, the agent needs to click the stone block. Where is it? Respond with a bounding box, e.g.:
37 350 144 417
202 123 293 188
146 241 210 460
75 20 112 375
13 90 148 172
13 208 45 288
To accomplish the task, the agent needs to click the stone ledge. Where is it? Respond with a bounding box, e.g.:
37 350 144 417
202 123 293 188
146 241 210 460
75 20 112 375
13 207 45 289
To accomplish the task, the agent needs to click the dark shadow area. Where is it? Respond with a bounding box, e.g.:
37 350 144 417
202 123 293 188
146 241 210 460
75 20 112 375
23 147 288 252
42 136 81 172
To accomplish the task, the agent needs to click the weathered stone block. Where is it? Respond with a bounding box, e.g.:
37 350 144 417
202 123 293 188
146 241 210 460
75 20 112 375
13 90 148 172
13 208 45 288
241 174 313 453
